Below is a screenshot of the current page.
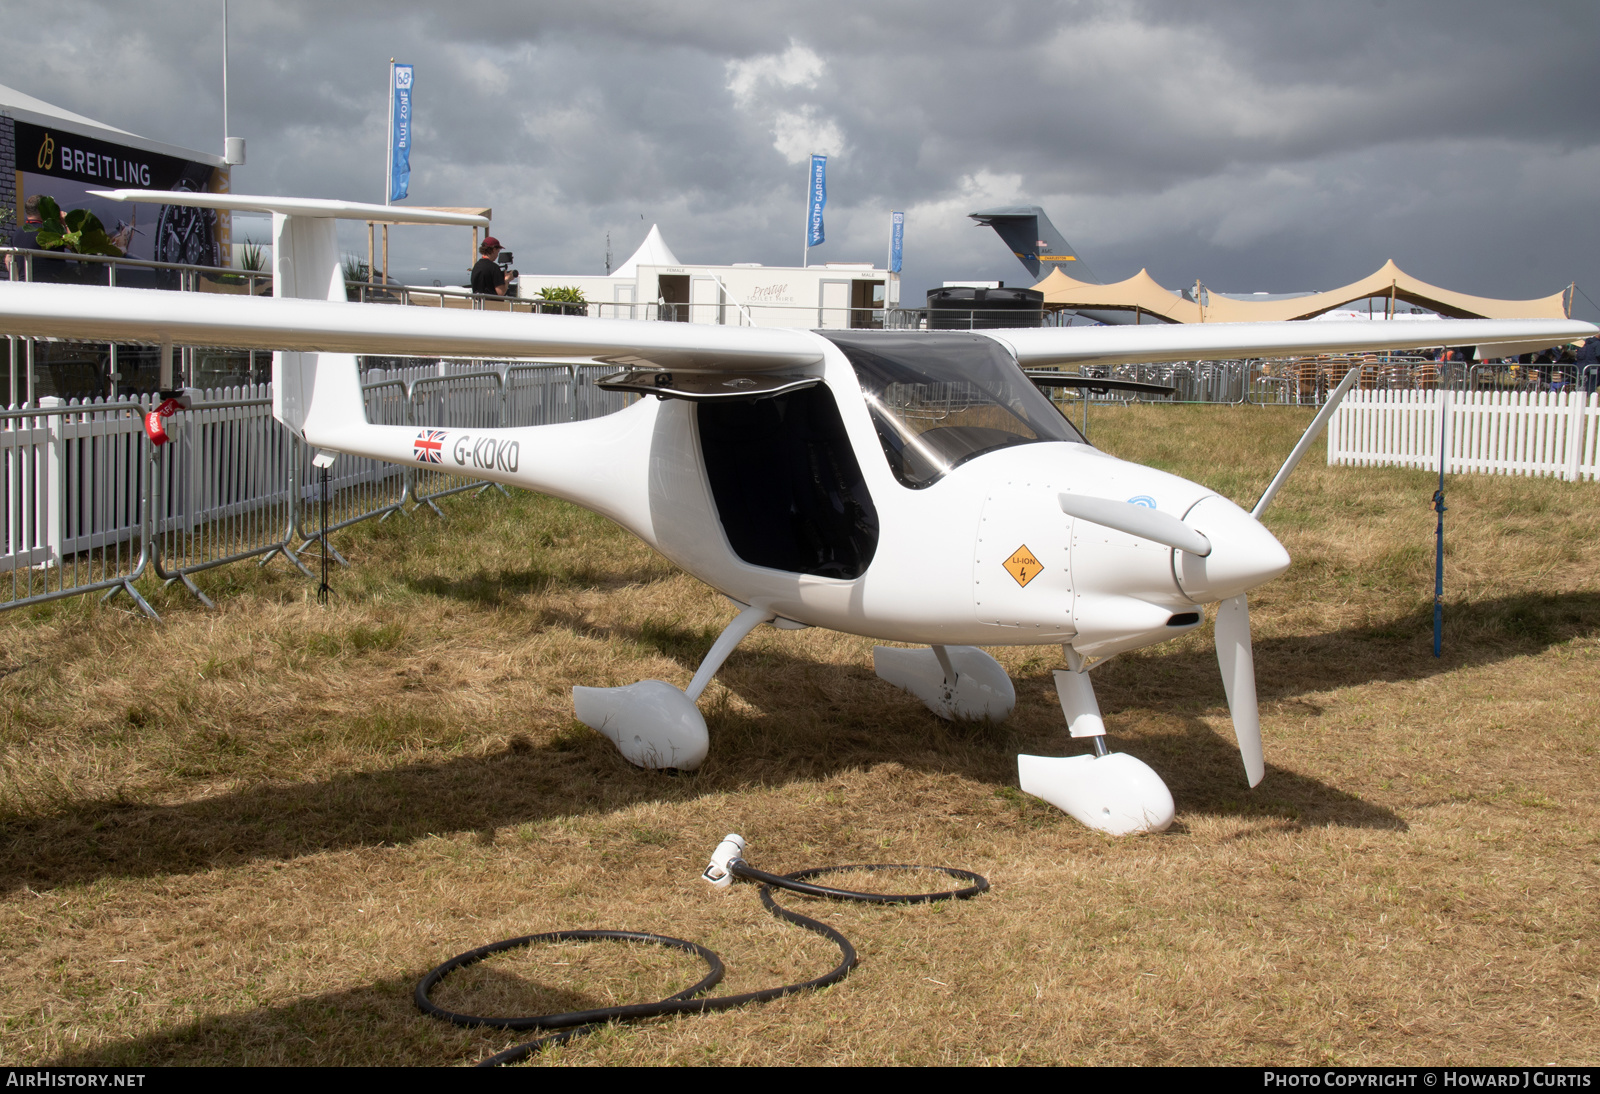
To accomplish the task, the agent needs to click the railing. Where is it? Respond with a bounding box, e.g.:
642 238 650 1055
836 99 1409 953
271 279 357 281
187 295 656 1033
585 300 888 330
0 245 273 294
2 246 274 403
0 363 634 618
1029 356 1484 410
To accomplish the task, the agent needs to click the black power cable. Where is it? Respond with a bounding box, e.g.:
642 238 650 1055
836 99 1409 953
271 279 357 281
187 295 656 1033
415 849 989 1067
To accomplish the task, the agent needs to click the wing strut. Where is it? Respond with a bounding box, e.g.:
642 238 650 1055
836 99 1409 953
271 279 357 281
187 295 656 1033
1251 362 1363 518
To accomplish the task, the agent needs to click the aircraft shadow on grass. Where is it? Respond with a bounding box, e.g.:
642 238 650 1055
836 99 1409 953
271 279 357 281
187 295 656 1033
403 560 676 605
48 970 588 1067
2 591 1595 894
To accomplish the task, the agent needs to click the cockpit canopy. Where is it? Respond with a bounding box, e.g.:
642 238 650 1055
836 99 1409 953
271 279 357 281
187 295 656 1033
823 331 1087 489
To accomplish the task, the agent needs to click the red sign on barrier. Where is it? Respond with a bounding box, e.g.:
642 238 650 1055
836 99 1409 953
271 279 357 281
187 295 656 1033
144 398 184 446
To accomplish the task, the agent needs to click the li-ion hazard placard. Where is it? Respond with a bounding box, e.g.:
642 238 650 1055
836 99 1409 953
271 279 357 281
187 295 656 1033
1003 544 1042 587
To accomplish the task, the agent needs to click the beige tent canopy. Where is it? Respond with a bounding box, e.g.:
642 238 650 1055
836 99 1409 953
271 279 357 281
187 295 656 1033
1032 259 1570 324
1032 267 1201 323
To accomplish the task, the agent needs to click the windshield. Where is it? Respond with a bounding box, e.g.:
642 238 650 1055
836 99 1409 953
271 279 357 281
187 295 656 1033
823 331 1086 489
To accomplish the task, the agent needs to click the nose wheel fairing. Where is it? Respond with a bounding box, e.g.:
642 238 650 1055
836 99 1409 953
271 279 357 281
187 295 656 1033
1017 656 1175 835
1018 753 1175 836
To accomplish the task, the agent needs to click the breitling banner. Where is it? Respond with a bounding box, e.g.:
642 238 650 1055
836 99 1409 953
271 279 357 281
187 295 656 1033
10 120 228 268
15 121 194 190
389 63 414 203
807 154 827 248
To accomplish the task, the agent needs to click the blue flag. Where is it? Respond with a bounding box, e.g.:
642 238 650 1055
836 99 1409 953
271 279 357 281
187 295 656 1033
807 154 827 248
389 64 413 202
888 211 904 274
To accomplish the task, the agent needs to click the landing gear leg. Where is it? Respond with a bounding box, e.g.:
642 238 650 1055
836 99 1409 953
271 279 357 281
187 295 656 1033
573 604 774 771
1016 646 1174 835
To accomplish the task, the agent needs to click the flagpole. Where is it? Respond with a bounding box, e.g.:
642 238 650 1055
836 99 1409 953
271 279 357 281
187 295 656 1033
802 153 811 269
384 58 394 207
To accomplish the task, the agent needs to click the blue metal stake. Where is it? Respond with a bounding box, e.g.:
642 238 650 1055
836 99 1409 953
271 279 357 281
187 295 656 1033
1432 397 1447 658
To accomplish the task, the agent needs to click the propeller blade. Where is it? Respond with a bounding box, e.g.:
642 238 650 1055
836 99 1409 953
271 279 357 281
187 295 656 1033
1058 493 1211 556
1215 593 1264 787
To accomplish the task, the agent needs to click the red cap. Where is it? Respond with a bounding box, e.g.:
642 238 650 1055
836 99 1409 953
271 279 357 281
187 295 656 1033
480 236 502 253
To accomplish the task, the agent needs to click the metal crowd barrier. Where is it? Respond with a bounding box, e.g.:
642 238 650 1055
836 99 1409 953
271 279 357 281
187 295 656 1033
1033 356 1469 410
152 386 298 607
408 370 507 514
506 364 580 426
0 362 634 619
0 397 156 617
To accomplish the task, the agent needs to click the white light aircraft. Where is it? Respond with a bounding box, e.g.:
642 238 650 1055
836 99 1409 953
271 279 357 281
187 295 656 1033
2 191 1591 835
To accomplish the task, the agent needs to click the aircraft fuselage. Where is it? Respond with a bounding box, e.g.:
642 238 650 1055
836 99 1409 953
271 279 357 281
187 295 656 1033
337 333 1287 661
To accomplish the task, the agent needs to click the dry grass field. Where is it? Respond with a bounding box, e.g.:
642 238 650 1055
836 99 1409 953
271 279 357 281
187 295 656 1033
0 402 1596 1066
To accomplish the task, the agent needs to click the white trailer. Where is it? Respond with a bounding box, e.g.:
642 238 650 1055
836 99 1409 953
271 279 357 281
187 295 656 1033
484 225 891 330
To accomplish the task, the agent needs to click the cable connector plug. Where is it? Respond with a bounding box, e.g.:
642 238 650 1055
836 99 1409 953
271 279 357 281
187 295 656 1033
701 833 746 889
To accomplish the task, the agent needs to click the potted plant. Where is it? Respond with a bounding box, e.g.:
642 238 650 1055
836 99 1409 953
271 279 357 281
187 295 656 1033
536 285 589 316
38 195 123 276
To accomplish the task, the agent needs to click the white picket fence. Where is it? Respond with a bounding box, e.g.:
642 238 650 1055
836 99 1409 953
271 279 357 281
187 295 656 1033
0 363 631 616
1328 388 1600 481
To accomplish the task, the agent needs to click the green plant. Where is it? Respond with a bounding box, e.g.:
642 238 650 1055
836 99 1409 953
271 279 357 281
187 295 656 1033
342 254 370 284
239 239 266 272
32 195 122 257
537 285 587 304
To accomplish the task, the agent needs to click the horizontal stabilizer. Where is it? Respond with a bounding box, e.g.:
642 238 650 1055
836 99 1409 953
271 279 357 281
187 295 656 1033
90 190 489 227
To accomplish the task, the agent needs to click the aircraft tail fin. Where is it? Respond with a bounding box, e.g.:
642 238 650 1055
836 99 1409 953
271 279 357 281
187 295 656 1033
89 189 490 444
968 205 1097 283
267 212 368 443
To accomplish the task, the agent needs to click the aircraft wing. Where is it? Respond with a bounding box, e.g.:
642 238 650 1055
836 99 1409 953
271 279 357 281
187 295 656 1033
994 318 1597 370
0 282 824 372
2 282 1590 375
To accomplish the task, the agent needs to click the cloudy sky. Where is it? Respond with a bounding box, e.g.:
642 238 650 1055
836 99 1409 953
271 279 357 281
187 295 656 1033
5 0 1597 313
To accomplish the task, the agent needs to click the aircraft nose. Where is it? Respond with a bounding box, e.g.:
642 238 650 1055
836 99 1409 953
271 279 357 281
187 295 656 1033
1174 495 1290 603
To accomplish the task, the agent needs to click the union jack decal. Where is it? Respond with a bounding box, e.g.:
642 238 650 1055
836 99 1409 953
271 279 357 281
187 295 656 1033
413 429 446 464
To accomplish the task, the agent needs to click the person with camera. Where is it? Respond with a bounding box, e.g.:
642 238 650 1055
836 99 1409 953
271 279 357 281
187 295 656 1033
470 236 516 297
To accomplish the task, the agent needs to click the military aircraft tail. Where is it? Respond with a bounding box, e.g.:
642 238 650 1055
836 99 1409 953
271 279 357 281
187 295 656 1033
968 205 1097 283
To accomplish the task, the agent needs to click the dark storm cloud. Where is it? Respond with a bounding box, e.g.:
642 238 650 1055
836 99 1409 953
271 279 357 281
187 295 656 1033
3 0 1595 309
